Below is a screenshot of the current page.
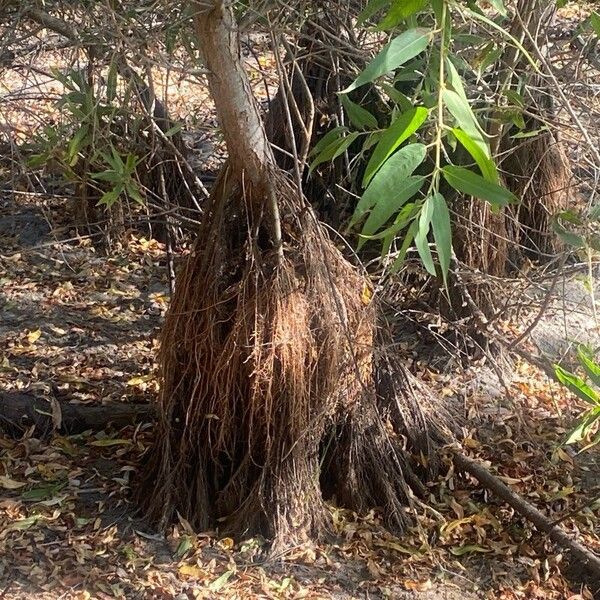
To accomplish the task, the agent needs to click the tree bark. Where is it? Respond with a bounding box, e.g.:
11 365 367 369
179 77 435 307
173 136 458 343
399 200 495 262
192 1 274 184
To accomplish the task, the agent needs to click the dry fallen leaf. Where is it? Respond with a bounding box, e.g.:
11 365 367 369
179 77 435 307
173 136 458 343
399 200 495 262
0 476 27 489
178 564 207 579
27 328 42 344
403 579 433 592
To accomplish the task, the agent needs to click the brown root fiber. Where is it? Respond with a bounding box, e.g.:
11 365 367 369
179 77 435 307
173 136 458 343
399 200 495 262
503 131 570 263
138 169 446 546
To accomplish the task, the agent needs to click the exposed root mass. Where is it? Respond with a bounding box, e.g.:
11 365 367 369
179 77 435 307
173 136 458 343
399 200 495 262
139 170 448 546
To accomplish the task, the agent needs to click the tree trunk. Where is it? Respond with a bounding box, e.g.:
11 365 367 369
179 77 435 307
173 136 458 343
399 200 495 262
137 0 445 548
499 0 570 265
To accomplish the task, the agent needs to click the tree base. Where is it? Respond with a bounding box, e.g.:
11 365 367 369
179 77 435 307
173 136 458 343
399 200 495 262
137 172 450 547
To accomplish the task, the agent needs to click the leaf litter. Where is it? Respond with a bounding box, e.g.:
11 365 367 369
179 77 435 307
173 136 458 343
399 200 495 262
0 209 598 599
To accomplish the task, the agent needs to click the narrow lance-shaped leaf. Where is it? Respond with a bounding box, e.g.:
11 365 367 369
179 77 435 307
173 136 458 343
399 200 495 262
452 128 497 183
359 175 425 247
381 203 418 256
443 89 489 158
350 143 427 227
391 219 418 273
377 0 428 30
487 0 508 16
415 196 436 276
309 126 347 157
555 365 600 406
309 132 360 172
577 345 600 388
551 218 586 249
431 192 452 286
565 408 600 445
340 95 378 130
343 28 433 93
106 59 118 102
357 0 393 25
442 165 518 208
362 107 429 187
588 11 600 37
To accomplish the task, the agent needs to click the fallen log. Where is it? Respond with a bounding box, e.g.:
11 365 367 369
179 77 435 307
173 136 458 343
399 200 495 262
0 392 155 435
454 451 600 579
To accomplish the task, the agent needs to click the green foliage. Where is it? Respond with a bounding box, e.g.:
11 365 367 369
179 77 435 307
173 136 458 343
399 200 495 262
555 346 600 450
27 67 145 209
342 28 433 93
552 208 600 255
311 0 600 282
312 0 525 284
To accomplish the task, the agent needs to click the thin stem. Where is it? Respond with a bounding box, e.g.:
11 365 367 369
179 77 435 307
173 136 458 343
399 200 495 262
430 0 448 196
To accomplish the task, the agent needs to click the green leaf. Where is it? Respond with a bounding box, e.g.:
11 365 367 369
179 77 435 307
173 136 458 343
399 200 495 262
380 83 414 111
164 123 183 137
486 0 507 17
377 0 427 29
309 132 360 172
565 408 600 445
390 219 418 273
381 203 418 256
5 515 40 532
351 143 427 227
209 570 234 592
126 182 145 206
92 169 122 183
464 8 540 73
359 176 425 246
511 127 548 140
443 89 489 157
67 124 89 167
340 95 378 130
452 128 498 183
577 345 600 388
176 535 194 558
106 59 118 102
552 218 585 249
124 153 139 173
589 12 600 37
415 196 436 275
357 0 392 25
503 90 525 108
309 126 347 157
442 165 518 208
554 365 600 406
431 192 452 286
90 438 133 446
363 107 429 187
27 154 49 168
22 482 66 502
343 28 433 93
478 43 503 74
97 187 122 208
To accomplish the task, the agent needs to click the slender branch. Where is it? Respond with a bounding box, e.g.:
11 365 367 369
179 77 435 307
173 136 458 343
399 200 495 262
454 452 600 578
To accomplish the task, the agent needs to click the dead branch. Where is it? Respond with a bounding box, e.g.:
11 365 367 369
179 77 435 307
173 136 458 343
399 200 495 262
0 392 154 435
454 451 600 578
